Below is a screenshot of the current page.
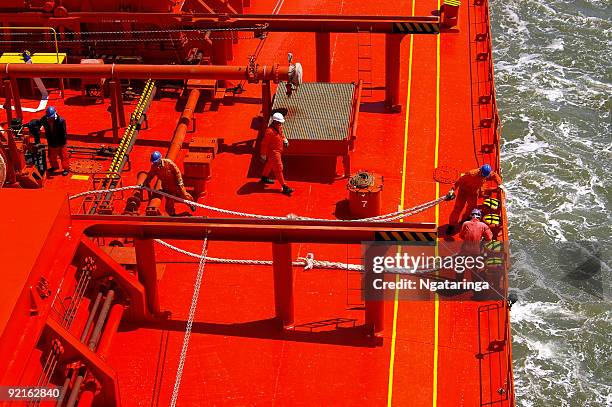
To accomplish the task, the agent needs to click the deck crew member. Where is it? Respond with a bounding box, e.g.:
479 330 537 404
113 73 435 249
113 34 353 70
459 208 493 254
447 164 501 233
259 112 294 195
27 106 70 176
142 151 196 216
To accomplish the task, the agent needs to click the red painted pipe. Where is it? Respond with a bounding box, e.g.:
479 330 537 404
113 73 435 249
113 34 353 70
147 88 201 211
96 303 125 359
139 88 201 214
125 88 200 214
0 63 289 83
167 89 200 161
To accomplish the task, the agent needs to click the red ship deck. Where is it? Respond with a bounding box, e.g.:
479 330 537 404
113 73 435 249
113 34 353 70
0 0 513 405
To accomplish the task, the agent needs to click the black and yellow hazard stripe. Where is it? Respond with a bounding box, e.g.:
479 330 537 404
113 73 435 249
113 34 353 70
483 213 501 226
444 0 461 7
108 79 155 177
375 231 437 241
483 197 500 210
392 22 440 34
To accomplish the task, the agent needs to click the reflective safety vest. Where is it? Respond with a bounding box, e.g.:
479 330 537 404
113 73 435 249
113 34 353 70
485 257 504 270
483 213 501 226
484 240 503 253
483 197 500 210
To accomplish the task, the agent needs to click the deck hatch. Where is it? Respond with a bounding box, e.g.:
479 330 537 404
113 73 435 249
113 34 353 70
272 82 355 141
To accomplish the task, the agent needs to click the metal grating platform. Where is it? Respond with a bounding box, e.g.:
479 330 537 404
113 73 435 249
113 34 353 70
272 82 355 141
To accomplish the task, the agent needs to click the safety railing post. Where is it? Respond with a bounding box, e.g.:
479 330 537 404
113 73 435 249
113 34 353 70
365 299 384 335
272 242 294 328
134 238 160 315
385 33 403 112
315 32 331 82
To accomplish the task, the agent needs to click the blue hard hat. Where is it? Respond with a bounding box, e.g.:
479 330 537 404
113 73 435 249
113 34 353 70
22 50 31 62
471 208 482 217
45 106 56 117
480 164 492 177
151 151 162 163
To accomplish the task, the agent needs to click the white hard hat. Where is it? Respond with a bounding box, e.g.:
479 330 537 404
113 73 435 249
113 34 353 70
272 112 285 123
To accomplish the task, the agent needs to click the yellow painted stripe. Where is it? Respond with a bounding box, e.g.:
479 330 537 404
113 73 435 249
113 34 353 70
387 271 401 407
388 0 416 405
432 2 441 405
70 174 89 181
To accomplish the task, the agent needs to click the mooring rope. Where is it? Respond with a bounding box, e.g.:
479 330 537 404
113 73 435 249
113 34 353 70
68 185 452 223
154 239 364 271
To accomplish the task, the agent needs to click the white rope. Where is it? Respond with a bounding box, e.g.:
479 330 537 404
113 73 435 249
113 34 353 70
154 239 363 271
68 185 449 223
169 233 209 407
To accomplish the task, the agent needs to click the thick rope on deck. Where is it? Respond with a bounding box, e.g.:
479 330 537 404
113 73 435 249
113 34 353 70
68 185 451 222
154 239 364 271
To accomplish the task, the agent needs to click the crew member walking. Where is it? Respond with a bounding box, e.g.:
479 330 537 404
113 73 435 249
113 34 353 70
260 112 293 195
142 151 196 216
447 164 501 233
28 106 70 175
459 208 493 254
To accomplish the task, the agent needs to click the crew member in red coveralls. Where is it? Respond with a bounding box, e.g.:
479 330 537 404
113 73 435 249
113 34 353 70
459 208 493 254
259 112 294 195
447 164 502 233
143 151 196 216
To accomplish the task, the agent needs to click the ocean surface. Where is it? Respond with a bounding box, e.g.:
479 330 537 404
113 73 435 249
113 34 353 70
490 0 611 405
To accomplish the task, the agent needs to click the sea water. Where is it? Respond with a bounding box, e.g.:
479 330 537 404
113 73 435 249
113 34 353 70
490 0 611 405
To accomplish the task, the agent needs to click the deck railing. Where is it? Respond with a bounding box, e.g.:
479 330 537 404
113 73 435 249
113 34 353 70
470 1 515 405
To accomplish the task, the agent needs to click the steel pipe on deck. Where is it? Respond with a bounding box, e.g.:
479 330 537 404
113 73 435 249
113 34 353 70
147 88 201 213
0 13 440 33
96 304 125 359
0 63 289 83
124 88 201 214
74 216 437 243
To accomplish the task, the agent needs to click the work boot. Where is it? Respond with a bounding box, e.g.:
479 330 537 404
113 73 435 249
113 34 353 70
62 169 69 176
260 176 274 185
189 203 197 212
281 185 294 196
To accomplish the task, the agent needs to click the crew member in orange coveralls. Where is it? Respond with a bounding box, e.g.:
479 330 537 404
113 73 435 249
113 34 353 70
447 164 502 233
259 112 294 195
143 151 196 216
459 208 493 254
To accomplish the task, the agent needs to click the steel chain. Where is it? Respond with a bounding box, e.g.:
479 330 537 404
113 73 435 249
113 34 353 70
169 233 209 407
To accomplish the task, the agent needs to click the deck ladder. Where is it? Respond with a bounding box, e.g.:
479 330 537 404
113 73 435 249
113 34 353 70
357 30 373 98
